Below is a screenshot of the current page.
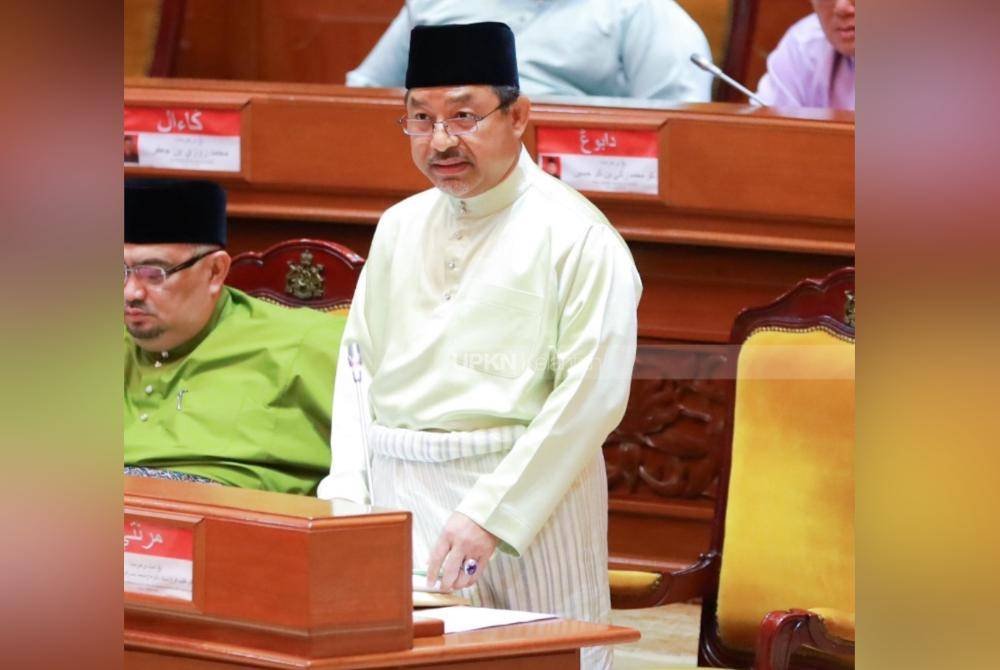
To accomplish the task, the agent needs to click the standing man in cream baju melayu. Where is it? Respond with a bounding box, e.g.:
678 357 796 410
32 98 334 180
317 22 640 669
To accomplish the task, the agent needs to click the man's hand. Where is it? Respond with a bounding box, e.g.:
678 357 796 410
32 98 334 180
426 512 498 592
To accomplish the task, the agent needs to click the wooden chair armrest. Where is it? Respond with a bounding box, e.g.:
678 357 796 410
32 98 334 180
754 609 855 670
807 607 854 642
610 552 718 609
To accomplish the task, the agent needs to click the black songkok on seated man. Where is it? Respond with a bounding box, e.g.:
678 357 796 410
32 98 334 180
405 22 519 89
124 178 227 247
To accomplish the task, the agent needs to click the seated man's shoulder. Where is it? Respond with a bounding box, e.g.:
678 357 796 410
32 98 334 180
228 288 346 343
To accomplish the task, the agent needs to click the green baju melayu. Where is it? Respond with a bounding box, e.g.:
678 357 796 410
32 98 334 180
124 286 346 494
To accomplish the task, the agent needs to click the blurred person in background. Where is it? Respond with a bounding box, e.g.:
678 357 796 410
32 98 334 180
347 0 712 102
756 0 856 110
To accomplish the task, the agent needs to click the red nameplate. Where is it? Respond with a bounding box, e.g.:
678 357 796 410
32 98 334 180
536 127 659 195
124 106 242 172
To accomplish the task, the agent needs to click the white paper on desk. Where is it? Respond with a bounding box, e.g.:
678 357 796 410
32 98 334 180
417 606 556 634
413 573 449 593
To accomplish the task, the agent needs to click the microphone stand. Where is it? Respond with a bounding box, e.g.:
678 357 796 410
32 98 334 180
690 53 768 106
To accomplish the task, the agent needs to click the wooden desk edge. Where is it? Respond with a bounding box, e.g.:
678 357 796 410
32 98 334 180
126 619 640 669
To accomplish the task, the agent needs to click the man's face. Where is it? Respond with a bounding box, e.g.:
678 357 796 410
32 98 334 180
406 86 529 198
124 243 228 352
813 0 856 58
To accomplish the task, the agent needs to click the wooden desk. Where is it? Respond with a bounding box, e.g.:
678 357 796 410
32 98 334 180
124 477 413 660
125 79 853 257
127 618 639 669
124 79 854 587
124 478 639 669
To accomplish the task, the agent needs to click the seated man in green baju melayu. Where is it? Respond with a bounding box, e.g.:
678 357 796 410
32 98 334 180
124 179 345 494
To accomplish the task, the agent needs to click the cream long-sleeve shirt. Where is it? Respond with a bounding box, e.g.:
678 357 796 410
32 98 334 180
317 148 641 555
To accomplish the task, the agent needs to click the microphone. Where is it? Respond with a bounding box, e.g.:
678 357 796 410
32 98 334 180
689 53 767 106
346 341 376 504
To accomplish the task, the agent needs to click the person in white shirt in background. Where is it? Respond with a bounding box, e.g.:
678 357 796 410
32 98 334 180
347 0 713 103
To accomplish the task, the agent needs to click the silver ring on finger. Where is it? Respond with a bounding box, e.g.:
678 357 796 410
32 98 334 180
462 558 478 576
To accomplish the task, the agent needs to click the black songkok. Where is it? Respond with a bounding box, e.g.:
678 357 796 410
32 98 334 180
124 179 227 247
405 22 519 89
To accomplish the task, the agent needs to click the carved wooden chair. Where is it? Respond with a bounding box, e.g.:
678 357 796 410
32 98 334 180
610 267 855 670
226 239 364 316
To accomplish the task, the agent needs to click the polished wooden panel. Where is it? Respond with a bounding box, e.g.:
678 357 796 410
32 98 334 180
125 648 581 669
125 80 854 255
124 476 413 660
665 117 853 221
256 0 404 84
127 618 637 669
175 0 404 84
632 242 848 342
174 0 260 81
413 618 446 639
123 79 854 584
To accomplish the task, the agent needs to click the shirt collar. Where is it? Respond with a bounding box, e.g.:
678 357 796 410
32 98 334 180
136 287 231 365
445 146 533 219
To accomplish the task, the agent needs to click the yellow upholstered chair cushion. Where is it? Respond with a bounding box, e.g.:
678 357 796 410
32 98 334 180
716 328 854 652
608 569 663 599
